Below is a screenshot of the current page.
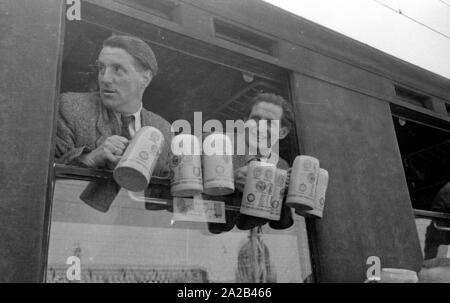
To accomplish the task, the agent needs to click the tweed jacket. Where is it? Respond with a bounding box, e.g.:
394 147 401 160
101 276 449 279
55 92 173 176
55 92 174 212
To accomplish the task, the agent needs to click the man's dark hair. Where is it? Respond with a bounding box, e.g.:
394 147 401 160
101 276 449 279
248 92 294 132
103 35 158 76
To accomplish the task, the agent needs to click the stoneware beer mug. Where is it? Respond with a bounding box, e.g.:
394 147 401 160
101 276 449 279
170 134 203 197
202 133 234 196
114 126 164 192
286 155 320 211
296 168 329 218
240 160 277 220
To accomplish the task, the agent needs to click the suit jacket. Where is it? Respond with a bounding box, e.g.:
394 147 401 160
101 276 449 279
55 92 174 212
56 92 173 175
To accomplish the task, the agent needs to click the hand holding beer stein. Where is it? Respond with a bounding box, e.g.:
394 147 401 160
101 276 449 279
113 126 164 192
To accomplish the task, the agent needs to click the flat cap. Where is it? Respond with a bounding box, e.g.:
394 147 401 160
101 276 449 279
103 35 158 76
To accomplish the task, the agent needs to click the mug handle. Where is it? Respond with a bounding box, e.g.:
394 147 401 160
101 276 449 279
433 221 450 232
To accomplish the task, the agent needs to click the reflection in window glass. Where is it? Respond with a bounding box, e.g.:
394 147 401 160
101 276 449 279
47 180 312 283
415 218 450 261
415 217 450 282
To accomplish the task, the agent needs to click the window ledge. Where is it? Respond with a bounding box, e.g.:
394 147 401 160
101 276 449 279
54 163 170 186
413 209 450 220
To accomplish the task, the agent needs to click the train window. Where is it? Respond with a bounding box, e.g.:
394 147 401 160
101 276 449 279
47 10 313 283
392 104 450 263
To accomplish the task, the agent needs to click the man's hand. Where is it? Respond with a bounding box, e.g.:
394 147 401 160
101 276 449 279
234 166 248 192
80 135 129 169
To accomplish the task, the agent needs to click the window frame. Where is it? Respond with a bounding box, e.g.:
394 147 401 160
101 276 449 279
47 2 317 283
391 101 450 245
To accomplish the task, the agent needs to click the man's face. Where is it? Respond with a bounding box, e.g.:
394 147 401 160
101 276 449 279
97 47 150 114
246 101 288 154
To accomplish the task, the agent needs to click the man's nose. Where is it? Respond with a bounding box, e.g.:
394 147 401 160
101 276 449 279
99 67 113 84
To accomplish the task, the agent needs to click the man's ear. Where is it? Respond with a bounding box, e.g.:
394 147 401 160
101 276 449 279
141 70 153 89
279 126 289 140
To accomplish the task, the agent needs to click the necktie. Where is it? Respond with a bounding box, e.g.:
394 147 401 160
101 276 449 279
120 115 134 140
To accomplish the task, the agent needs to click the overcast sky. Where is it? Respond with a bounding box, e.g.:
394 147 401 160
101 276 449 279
263 0 450 80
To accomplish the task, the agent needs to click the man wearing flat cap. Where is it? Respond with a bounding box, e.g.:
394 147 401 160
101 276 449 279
56 35 173 211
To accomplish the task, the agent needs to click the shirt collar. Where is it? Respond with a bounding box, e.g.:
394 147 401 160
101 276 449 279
131 103 143 123
114 103 143 123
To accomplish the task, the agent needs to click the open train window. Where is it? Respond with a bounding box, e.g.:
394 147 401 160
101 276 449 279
392 105 450 212
391 104 450 261
46 4 314 283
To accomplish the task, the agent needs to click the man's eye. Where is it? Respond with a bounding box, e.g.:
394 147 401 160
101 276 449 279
97 64 105 73
113 65 122 73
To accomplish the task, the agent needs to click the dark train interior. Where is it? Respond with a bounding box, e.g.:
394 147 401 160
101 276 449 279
392 108 450 212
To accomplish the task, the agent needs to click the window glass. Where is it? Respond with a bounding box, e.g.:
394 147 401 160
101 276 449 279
48 15 313 283
394 106 450 281
47 179 312 283
392 112 450 214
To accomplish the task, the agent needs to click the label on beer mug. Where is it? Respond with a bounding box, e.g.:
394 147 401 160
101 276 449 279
170 154 203 196
240 161 277 219
203 154 234 195
286 155 319 211
170 135 203 197
172 197 226 223
114 126 164 192
297 168 329 218
202 133 234 196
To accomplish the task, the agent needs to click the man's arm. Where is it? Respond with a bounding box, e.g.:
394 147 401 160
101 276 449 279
55 93 128 168
55 94 92 166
